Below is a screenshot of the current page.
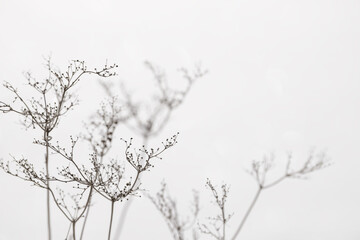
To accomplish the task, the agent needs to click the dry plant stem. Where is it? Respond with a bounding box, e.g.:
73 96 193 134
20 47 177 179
40 137 98 233
72 221 76 240
231 152 328 240
56 186 96 239
43 76 52 240
0 59 118 240
1 144 97 239
79 190 98 240
49 179 94 230
92 134 177 239
113 136 148 240
65 222 72 239
45 131 52 240
231 187 262 240
79 205 90 239
43 85 52 239
109 62 206 239
199 180 231 240
80 97 125 239
79 156 104 240
32 137 113 239
222 207 226 240
148 182 199 240
108 201 115 240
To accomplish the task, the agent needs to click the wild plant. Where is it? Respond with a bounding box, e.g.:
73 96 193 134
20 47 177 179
0 59 117 239
1 130 177 240
0 59 330 240
147 181 200 240
198 179 232 240
199 151 329 240
99 61 207 239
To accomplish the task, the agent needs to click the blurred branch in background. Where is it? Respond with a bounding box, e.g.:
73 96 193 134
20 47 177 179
79 97 128 239
147 181 200 240
230 151 330 240
199 179 232 240
101 61 207 239
0 58 331 240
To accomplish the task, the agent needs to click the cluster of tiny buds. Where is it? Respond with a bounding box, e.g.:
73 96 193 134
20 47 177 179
162 132 179 149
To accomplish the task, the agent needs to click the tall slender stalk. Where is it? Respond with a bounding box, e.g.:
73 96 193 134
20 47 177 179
222 206 226 240
0 59 120 240
113 136 148 239
79 156 104 240
108 201 115 240
199 180 231 240
72 221 77 240
231 152 328 239
79 201 91 240
231 187 262 240
45 130 52 240
108 62 206 240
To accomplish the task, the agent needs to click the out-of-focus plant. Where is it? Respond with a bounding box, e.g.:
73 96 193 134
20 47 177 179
0 59 179 240
99 61 207 239
199 151 329 240
148 181 200 240
0 58 331 240
79 96 128 239
199 179 232 240
1 131 177 240
230 151 329 240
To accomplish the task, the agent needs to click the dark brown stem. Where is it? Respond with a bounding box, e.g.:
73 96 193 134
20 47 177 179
72 221 76 240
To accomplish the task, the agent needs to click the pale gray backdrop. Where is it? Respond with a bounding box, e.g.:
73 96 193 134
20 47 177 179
0 0 359 239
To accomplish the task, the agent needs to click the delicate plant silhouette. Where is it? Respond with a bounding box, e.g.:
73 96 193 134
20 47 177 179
0 58 331 240
230 151 329 240
0 58 117 240
108 61 208 140
148 181 199 240
1 128 177 240
95 134 178 240
102 61 208 239
79 97 128 239
198 179 232 240
82 96 128 157
194 151 329 240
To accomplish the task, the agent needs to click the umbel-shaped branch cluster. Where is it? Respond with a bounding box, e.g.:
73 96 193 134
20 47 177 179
108 61 208 139
0 59 179 240
82 96 128 157
198 180 233 240
0 59 117 131
0 59 118 240
105 61 208 239
1 130 177 239
148 181 199 240
0 58 330 240
147 151 329 240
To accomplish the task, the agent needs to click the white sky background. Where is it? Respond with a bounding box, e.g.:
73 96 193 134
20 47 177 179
0 0 359 239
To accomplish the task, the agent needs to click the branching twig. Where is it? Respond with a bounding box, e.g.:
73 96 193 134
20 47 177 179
112 61 207 239
231 151 330 240
148 181 199 240
199 179 232 240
